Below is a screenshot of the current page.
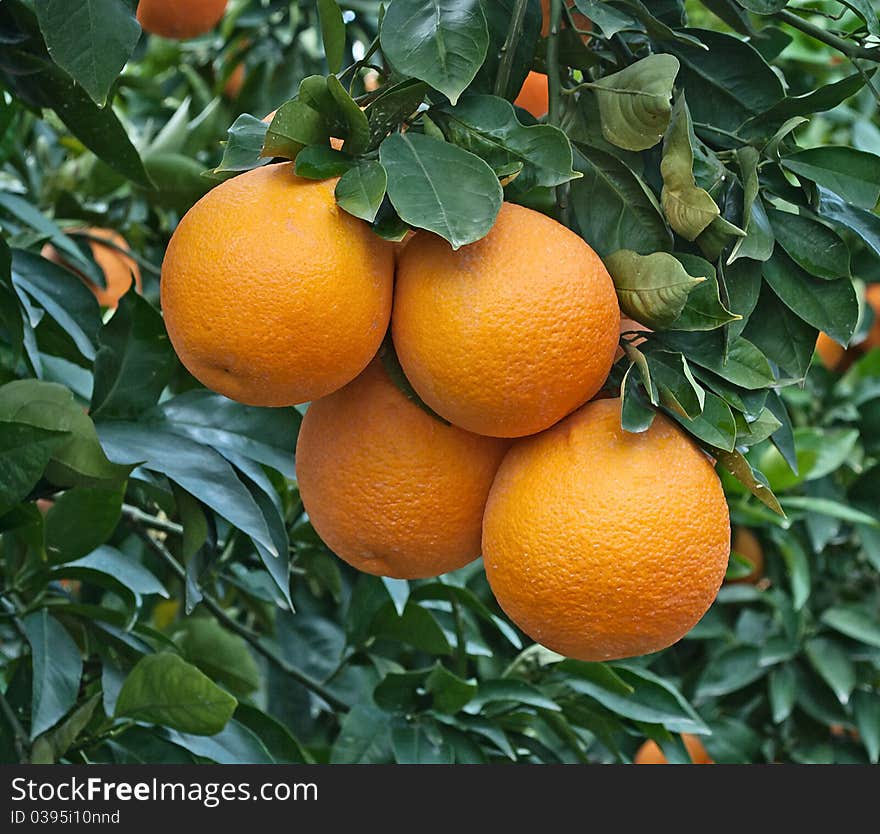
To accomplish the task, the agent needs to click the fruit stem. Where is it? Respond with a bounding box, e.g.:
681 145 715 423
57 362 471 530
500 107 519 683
547 0 570 226
494 0 532 98
131 522 351 714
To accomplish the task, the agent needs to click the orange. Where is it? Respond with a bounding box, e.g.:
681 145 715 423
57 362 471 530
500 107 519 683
392 203 619 438
295 361 510 579
160 162 394 406
514 71 549 118
137 0 227 40
43 227 142 309
482 398 730 661
815 332 846 370
223 62 245 98
634 734 714 764
541 0 591 39
727 526 764 585
865 283 880 351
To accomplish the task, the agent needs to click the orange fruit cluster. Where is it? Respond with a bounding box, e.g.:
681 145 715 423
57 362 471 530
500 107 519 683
159 152 730 663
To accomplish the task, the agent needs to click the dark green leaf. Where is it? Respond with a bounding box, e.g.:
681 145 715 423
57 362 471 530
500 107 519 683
821 607 880 649
330 704 393 763
365 80 429 149
391 723 454 764
164 720 273 764
464 680 560 714
696 644 765 698
817 187 880 258
294 144 355 179
30 693 100 764
23 610 82 739
173 619 259 697
805 637 856 705
115 653 237 735
425 664 477 714
768 209 850 281
380 0 489 105
380 132 502 249
728 147 774 263
570 147 671 257
782 146 880 210
212 114 268 175
316 0 345 74
44 484 123 563
335 161 388 223
54 545 168 599
768 665 796 723
770 529 810 610
0 422 68 516
657 331 775 389
852 690 880 764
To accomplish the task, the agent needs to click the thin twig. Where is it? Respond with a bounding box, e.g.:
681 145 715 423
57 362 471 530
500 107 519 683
121 504 184 536
131 523 350 713
451 595 468 677
494 0 532 98
775 9 880 61
0 687 29 763
547 0 570 226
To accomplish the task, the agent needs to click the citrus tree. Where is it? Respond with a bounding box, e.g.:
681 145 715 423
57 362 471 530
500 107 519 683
0 0 878 765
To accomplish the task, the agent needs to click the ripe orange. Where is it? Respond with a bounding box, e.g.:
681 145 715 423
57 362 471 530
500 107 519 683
392 203 619 438
815 332 846 370
296 361 510 579
541 0 591 39
634 734 714 764
866 283 880 351
482 398 730 661
514 71 549 118
223 62 245 98
727 526 764 585
43 227 142 309
137 0 227 40
160 162 394 406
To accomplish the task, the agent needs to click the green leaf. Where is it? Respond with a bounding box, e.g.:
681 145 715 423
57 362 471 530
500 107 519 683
372 601 452 655
768 665 796 723
767 209 850 281
435 94 580 192
621 365 657 432
173 619 259 697
391 724 454 764
817 187 880 259
11 248 101 363
115 653 237 736
762 250 858 345
606 250 705 329
559 661 708 733
660 95 720 241
780 497 878 528
666 29 784 138
572 0 638 37
142 153 213 215
23 610 82 739
44 484 123 563
712 446 784 515
0 422 68 516
647 351 705 418
30 693 101 765
262 77 336 160
770 529 810 610
365 79 429 149
733 0 788 12
742 284 817 381
464 680 561 714
570 147 671 257
852 690 880 764
425 664 477 714
294 144 355 179
35 0 139 105
782 146 880 210
233 704 309 763
379 132 502 249
164 720 273 764
696 644 765 698
335 161 388 223
822 607 880 649
728 147 774 263
331 704 393 763
670 254 740 330
805 638 856 705
212 114 268 176
4 47 150 186
154 390 300 479
591 54 679 152
380 0 489 105
326 75 371 154
0 380 133 488
316 0 345 74
54 545 168 600
839 0 880 36
671 389 736 451
90 293 176 420
657 331 776 389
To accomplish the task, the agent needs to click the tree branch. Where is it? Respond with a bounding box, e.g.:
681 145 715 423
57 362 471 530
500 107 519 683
0 687 29 763
121 504 184 537
130 523 350 713
547 0 571 226
775 10 880 61
494 0 532 98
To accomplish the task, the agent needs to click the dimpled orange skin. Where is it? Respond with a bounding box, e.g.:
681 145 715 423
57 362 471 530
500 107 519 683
160 162 394 406
482 398 730 661
392 203 619 438
295 362 510 579
136 0 228 40
43 228 141 309
634 734 714 765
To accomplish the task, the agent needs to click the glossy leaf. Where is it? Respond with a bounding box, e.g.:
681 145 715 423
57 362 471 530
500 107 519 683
782 146 880 210
335 161 388 223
